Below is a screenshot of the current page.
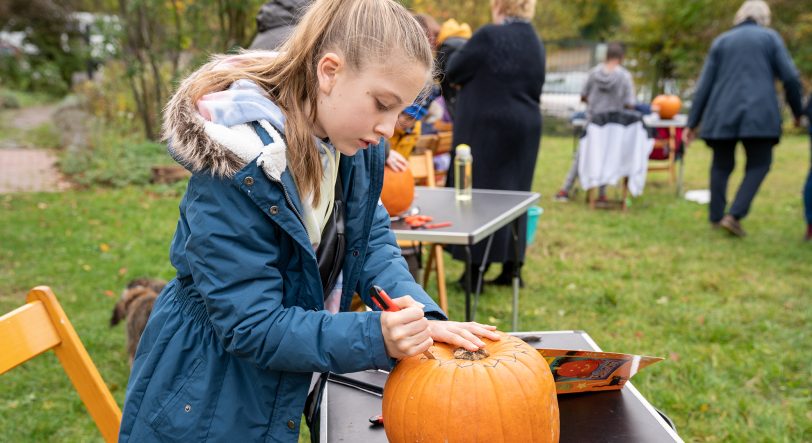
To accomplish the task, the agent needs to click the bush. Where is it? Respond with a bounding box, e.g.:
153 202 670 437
59 121 174 187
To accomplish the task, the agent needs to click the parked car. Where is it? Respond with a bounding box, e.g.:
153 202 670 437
540 71 587 119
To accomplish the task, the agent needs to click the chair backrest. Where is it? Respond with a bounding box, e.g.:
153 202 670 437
413 134 438 155
0 286 122 442
435 131 453 155
409 150 436 187
433 121 453 132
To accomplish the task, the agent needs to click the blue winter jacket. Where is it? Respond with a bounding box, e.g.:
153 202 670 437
687 20 803 140
118 85 445 441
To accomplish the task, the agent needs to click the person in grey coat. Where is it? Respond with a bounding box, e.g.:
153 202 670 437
248 0 310 50
684 0 803 237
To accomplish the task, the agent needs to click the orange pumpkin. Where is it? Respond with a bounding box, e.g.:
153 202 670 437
382 331 560 442
381 166 415 216
651 94 682 119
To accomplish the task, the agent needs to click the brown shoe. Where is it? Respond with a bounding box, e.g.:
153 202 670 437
719 214 746 237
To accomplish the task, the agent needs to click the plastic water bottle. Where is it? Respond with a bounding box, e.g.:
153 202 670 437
454 144 473 201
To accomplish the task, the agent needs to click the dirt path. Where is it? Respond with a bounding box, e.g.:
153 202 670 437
0 104 69 193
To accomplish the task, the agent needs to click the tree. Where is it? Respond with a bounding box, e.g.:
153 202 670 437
0 0 89 95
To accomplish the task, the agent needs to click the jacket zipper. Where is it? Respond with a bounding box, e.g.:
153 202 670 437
268 175 305 227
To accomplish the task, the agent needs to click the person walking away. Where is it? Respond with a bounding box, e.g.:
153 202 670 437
684 0 803 237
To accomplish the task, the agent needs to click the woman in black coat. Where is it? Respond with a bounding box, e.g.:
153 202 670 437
685 0 803 237
445 0 545 287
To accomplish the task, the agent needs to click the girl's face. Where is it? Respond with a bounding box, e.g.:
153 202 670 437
314 53 428 156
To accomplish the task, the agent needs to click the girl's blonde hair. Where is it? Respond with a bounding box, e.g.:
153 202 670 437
492 0 537 20
182 0 433 205
733 0 771 27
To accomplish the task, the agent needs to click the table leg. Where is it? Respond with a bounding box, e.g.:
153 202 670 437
472 235 495 319
464 245 472 322
511 219 520 331
677 157 685 197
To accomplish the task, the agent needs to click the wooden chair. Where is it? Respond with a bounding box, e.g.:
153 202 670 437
647 126 684 190
432 131 454 187
434 131 453 155
433 121 453 132
412 134 438 155
0 286 122 442
405 151 448 314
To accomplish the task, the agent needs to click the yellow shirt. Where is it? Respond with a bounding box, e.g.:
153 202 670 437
389 121 422 158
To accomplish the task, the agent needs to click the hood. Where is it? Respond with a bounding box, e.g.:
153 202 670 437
590 64 628 93
163 53 288 181
437 19 472 45
255 0 310 33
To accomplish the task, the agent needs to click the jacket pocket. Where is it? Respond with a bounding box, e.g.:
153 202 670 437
148 357 208 437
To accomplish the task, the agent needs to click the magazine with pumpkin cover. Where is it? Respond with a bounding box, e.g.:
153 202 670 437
536 349 663 394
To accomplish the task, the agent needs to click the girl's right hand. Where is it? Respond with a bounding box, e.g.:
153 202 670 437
380 295 433 359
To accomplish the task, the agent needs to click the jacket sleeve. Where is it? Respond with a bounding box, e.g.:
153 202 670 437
183 174 393 374
355 201 447 320
687 40 720 130
770 32 803 119
445 27 491 87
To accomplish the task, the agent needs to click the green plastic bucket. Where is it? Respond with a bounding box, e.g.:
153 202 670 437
526 205 543 245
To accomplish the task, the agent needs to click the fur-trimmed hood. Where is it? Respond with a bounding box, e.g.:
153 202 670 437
162 55 288 181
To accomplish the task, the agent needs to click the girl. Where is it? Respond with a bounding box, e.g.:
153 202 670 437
118 1 500 441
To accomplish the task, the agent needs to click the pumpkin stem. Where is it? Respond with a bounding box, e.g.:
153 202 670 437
453 347 490 361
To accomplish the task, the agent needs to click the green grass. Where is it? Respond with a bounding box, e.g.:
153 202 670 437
1 135 810 442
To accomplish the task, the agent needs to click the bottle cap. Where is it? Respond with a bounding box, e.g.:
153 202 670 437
456 144 471 153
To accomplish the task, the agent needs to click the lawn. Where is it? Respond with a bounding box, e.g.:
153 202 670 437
1 134 810 442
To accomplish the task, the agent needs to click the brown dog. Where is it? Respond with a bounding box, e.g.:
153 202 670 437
111 278 166 366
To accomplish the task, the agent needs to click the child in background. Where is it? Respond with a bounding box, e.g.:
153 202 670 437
118 1 499 441
385 103 427 171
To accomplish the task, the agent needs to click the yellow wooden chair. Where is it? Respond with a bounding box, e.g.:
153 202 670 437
405 151 448 314
0 286 122 442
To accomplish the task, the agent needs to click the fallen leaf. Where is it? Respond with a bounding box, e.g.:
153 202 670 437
699 403 709 413
118 267 128 276
99 243 110 253
668 352 680 362
82 264 92 271
37 202 48 210
656 296 668 305
104 290 115 298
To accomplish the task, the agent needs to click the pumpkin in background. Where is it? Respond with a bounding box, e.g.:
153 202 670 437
382 331 560 443
381 166 415 216
651 95 682 119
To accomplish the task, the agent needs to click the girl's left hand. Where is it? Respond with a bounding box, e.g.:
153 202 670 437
428 321 501 352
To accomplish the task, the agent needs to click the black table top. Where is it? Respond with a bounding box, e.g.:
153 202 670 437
320 331 682 442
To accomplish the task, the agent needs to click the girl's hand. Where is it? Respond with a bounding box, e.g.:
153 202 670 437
380 296 433 359
429 321 500 351
386 150 409 172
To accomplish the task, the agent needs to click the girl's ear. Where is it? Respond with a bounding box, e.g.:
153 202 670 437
317 52 343 95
